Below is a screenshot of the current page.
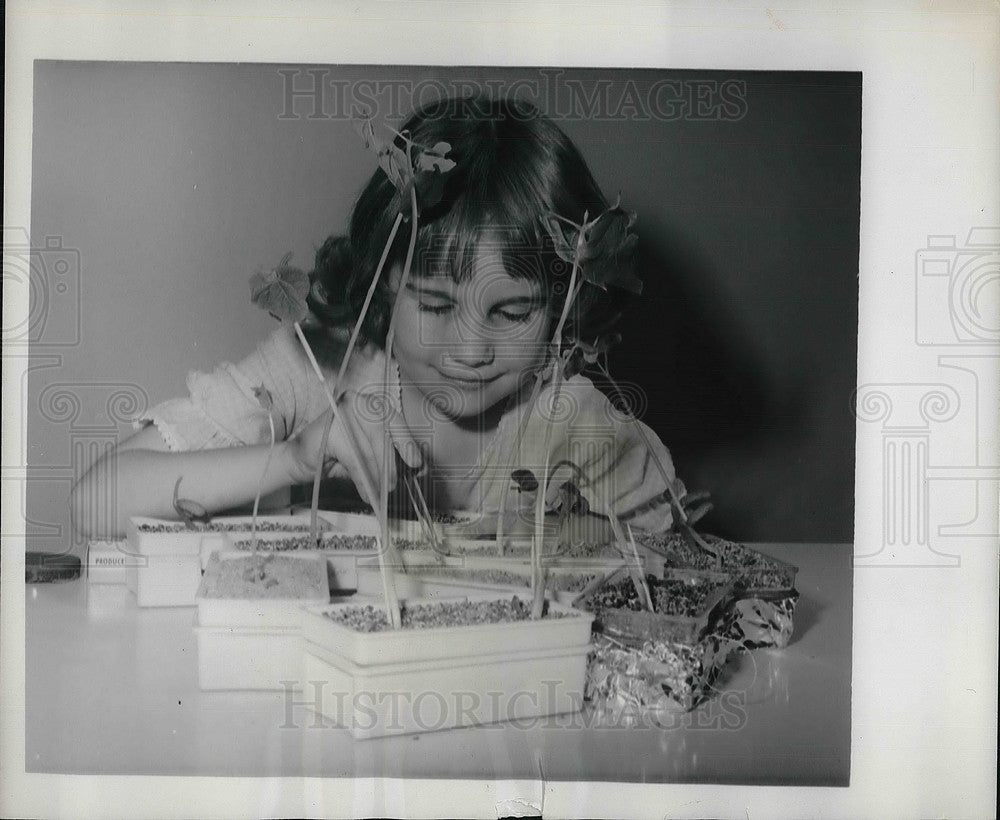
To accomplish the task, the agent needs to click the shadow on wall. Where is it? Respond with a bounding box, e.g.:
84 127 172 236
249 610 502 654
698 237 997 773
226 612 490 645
611 227 821 543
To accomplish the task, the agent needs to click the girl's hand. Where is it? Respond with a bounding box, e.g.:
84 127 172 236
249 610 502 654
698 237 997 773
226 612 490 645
283 386 424 506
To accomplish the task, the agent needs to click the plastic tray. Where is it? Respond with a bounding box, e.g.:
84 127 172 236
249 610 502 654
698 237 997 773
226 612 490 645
302 595 593 668
591 579 736 645
85 540 133 584
194 620 305 691
125 552 205 608
355 556 623 606
303 634 591 739
196 551 330 628
644 532 799 595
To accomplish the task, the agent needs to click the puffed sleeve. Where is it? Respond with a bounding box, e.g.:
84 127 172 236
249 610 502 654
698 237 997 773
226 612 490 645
526 375 678 534
134 325 330 451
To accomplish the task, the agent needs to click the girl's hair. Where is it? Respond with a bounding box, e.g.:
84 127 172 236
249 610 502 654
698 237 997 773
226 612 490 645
307 95 630 348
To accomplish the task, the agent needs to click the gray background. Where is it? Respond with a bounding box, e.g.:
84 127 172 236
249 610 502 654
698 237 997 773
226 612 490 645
27 63 860 553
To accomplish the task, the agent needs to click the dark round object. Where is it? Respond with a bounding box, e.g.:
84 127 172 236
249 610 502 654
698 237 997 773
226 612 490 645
25 551 82 583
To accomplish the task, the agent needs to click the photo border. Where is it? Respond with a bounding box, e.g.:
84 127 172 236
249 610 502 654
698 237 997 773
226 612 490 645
3 2 997 818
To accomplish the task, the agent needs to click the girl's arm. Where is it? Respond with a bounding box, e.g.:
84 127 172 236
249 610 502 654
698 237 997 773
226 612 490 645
69 424 310 540
70 326 329 539
70 383 422 540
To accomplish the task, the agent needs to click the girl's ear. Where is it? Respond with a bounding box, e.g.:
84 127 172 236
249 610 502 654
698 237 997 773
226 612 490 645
384 261 405 294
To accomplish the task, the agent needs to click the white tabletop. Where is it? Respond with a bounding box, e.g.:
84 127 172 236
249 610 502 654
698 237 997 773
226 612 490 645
24 543 851 784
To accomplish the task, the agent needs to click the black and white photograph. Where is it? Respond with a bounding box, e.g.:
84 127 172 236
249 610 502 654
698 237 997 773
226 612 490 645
3 3 997 818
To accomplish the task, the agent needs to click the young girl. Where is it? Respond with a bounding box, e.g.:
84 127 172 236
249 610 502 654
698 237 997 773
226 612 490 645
71 96 679 540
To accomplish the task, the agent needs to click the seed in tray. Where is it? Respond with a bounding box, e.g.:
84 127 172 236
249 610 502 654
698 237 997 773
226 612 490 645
415 567 600 592
232 534 377 551
136 520 335 534
323 597 574 632
200 555 325 598
430 513 472 525
637 532 795 590
589 575 728 617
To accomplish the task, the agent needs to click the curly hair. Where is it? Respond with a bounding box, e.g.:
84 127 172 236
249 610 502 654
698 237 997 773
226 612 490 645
306 95 632 349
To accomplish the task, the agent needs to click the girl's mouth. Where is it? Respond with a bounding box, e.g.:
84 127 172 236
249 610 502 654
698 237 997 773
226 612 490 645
435 368 501 387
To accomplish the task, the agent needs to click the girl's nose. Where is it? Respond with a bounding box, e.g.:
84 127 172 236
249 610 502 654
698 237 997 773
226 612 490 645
447 338 495 368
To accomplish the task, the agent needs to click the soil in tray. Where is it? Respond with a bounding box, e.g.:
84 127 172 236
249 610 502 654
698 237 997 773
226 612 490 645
413 567 601 592
199 554 325 599
638 532 796 591
136 520 332 534
393 537 623 561
232 533 378 552
323 597 575 633
393 537 498 555
588 574 729 617
491 542 625 560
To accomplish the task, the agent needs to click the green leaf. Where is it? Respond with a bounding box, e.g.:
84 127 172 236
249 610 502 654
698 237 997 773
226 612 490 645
511 468 539 493
172 476 210 529
561 332 622 379
353 114 456 215
415 141 457 174
541 196 643 295
253 384 274 413
249 254 310 323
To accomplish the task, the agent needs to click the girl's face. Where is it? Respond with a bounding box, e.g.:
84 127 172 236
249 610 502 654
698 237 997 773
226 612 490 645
390 244 552 421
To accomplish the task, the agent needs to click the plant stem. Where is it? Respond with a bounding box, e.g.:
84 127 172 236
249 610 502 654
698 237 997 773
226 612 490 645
251 414 276 555
494 367 546 555
570 563 627 609
605 500 653 612
531 359 563 619
626 523 654 612
531 453 547 619
293 323 338 409
552 267 581 358
291 323 380 523
307 211 404 544
402 471 446 561
494 240 582 554
376 184 422 630
596 361 689 526
308 410 336 546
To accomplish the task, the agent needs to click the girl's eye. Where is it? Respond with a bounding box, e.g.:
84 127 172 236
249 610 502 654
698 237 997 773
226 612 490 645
496 309 534 323
417 302 454 315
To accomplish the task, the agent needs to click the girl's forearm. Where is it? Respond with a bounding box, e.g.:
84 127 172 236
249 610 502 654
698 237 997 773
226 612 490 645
70 440 300 540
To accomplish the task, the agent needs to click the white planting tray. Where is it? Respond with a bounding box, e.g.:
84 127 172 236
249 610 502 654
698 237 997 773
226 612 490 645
302 595 593 667
125 511 339 607
354 555 625 606
86 540 133 584
125 552 206 608
194 621 305 691
193 551 332 692
303 637 591 739
300 595 593 738
196 551 330 628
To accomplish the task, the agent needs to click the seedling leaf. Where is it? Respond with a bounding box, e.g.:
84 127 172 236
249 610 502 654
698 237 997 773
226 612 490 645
353 113 456 215
172 476 210 529
249 254 310 323
541 196 642 294
511 468 539 493
253 384 275 412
